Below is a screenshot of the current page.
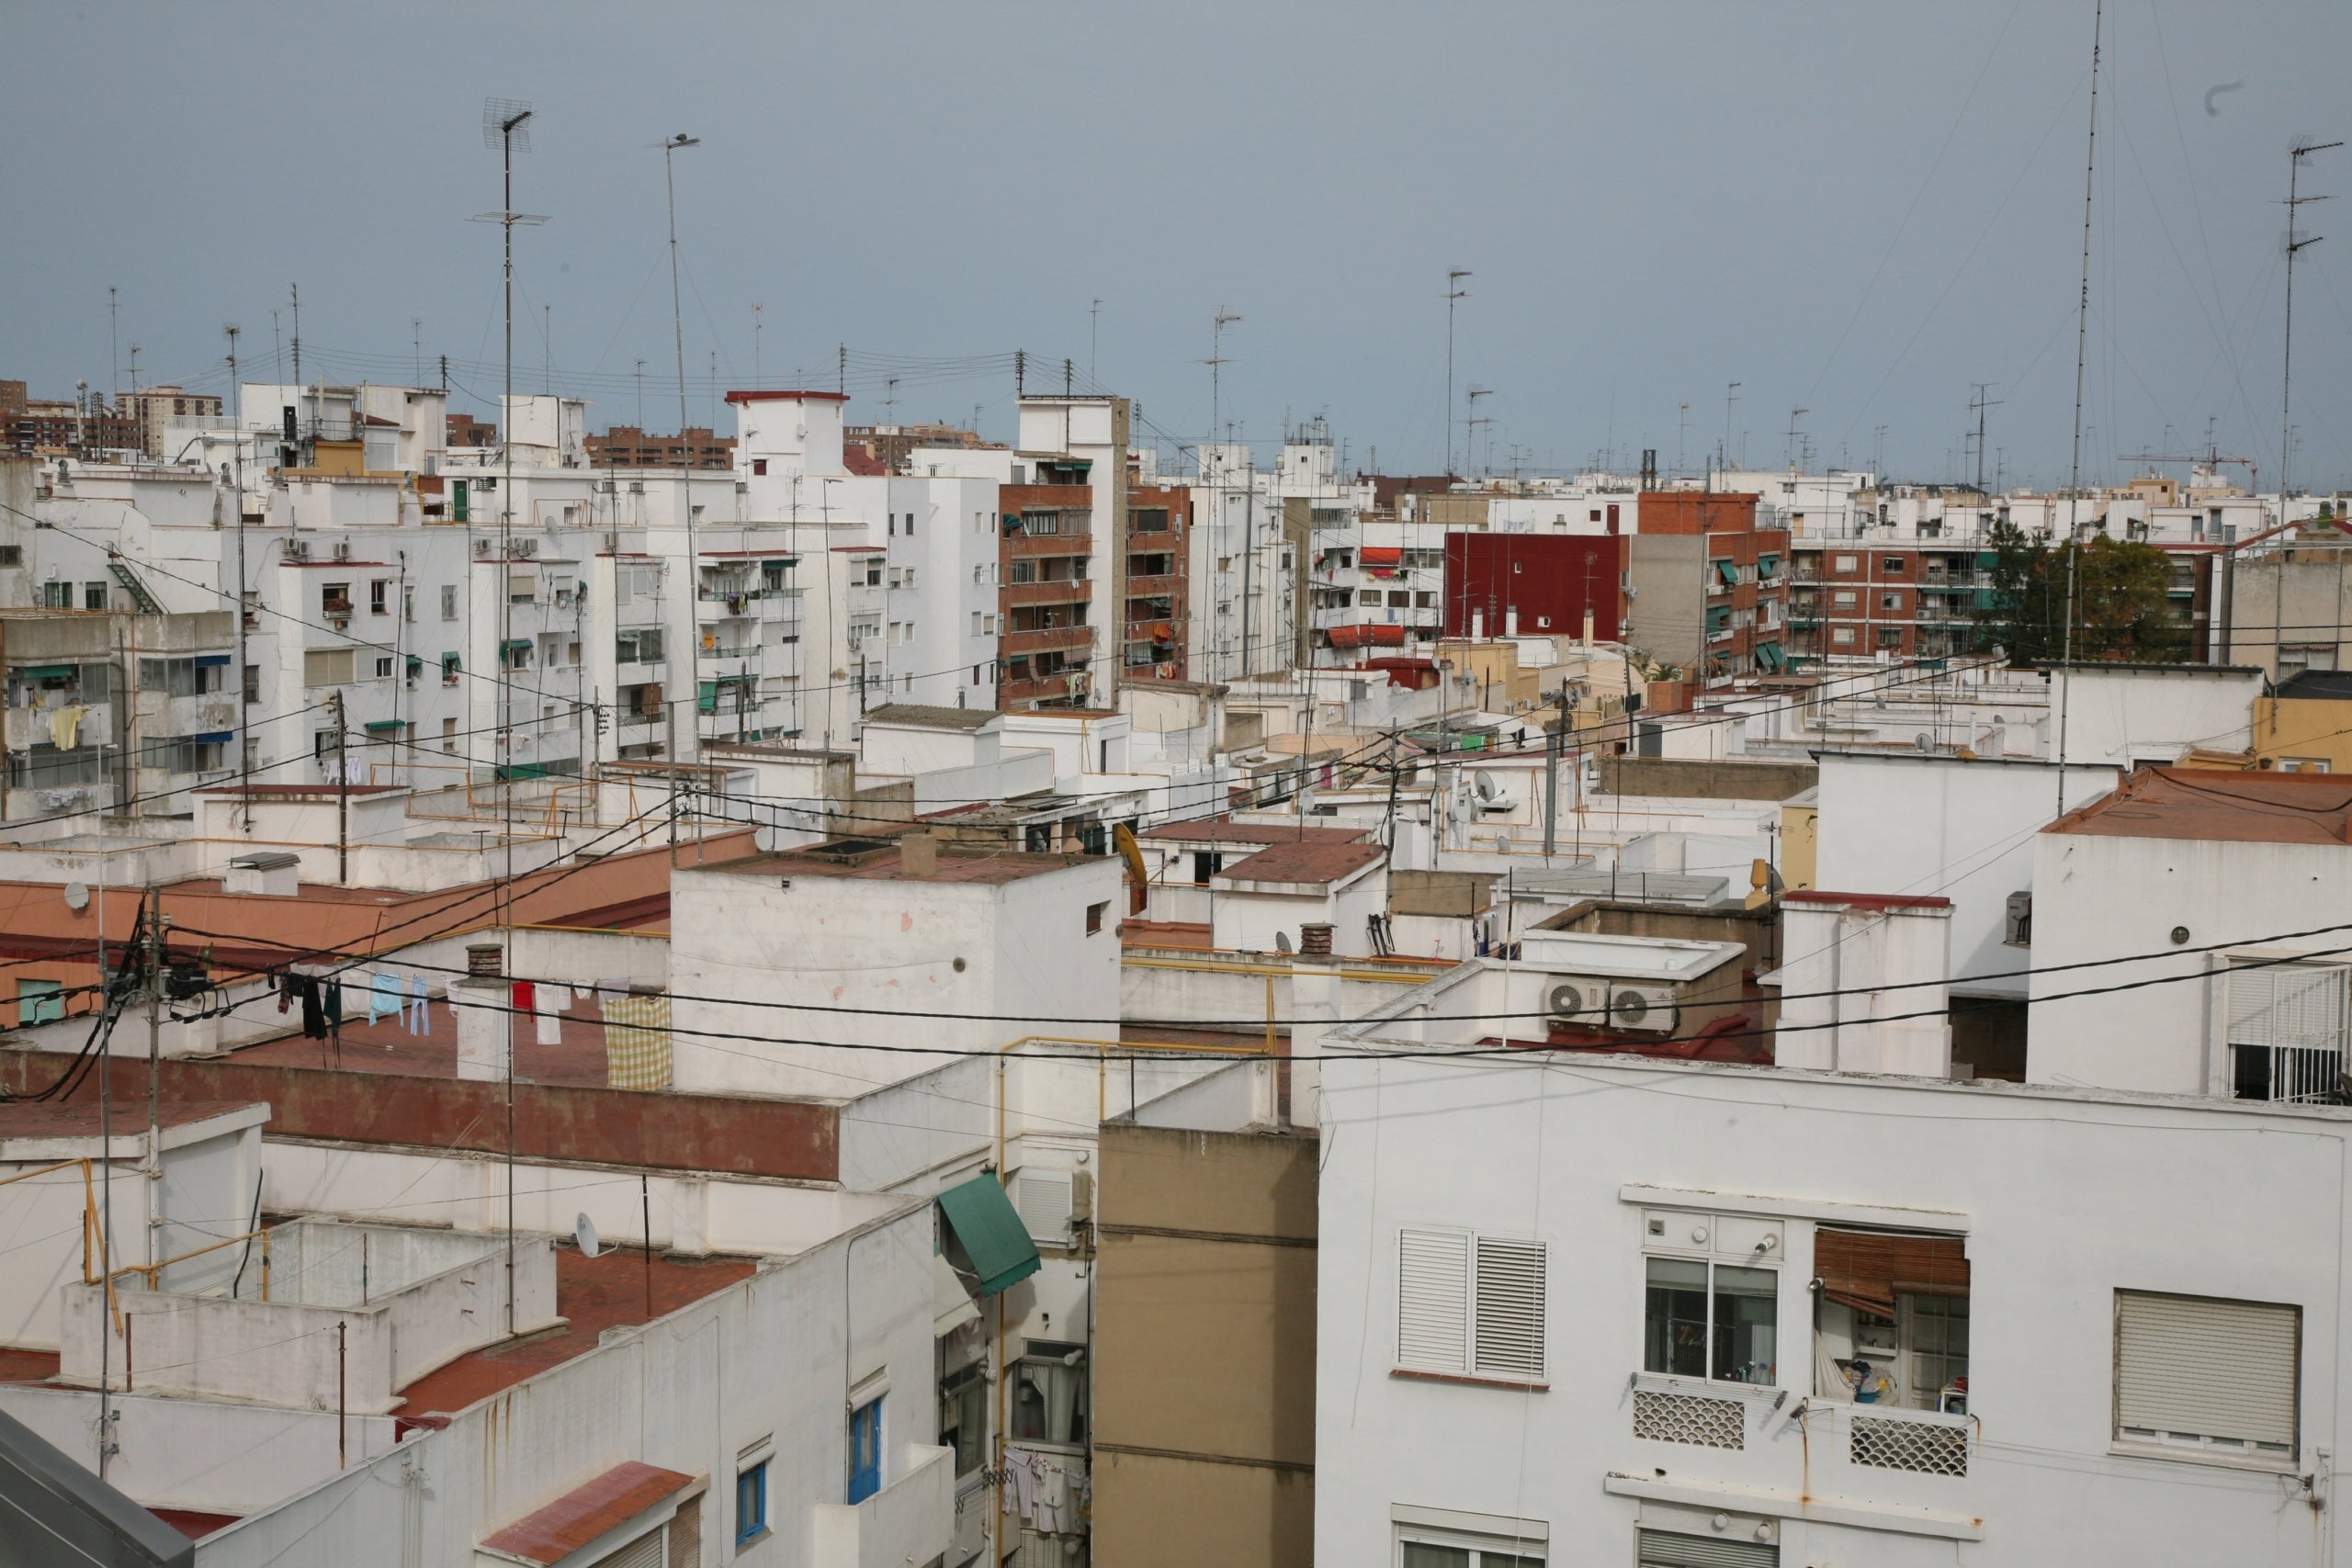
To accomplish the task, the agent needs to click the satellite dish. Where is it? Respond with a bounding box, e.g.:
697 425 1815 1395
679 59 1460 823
1496 835 1513 855
62 883 89 913
574 1213 601 1258
1915 733 1934 752
1274 931 1294 953
1473 771 1499 800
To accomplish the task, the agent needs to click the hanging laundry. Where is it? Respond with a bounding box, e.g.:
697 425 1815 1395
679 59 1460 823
407 974 431 1035
297 976 326 1041
603 989 673 1090
48 705 84 750
322 978 343 1034
367 973 403 1025
535 994 562 1047
277 971 292 1015
510 980 536 1013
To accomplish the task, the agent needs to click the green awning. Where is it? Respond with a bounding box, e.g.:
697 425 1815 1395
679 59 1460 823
1714 559 1740 588
936 1174 1041 1298
20 665 75 681
363 718 404 733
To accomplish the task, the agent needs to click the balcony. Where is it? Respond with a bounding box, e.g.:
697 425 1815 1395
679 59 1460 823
1125 572 1181 597
1002 625 1094 657
1618 1374 1978 1540
1003 531 1091 560
812 1444 954 1568
1003 579 1093 609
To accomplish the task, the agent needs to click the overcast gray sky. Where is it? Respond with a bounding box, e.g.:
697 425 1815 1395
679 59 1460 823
5 1 2347 488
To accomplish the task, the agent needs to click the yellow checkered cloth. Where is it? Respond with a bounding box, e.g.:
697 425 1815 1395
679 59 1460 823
603 991 673 1090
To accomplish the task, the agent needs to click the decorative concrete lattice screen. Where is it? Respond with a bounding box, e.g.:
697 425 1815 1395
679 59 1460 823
1850 1413 1970 1477
1632 1388 1746 1450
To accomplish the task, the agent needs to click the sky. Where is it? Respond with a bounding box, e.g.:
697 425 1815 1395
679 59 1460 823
4 1 2348 491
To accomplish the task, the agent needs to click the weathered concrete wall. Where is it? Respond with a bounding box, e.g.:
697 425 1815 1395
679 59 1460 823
1597 754 1817 801
1092 1120 1318 1568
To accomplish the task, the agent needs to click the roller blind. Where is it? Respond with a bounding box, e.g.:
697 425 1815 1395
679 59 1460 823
1014 1171 1073 1245
588 1525 667 1568
1814 1228 1970 1315
2227 964 2348 1052
1637 1529 1778 1567
1398 1229 1469 1372
2115 1291 2299 1452
1473 1237 1547 1380
302 648 353 687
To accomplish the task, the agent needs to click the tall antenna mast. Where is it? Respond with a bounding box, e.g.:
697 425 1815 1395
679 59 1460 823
2058 0 2102 813
1968 383 2004 492
2281 139 2341 500
1091 297 1103 383
227 323 252 826
478 96 541 1340
289 283 301 395
658 130 703 766
1200 310 1241 680
1444 268 1471 474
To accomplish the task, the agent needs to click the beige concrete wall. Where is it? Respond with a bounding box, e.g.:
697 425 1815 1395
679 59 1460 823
1093 1122 1317 1568
1596 754 1818 801
1623 534 1703 668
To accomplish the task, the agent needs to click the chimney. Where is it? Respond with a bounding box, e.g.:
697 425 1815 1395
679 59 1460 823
223 852 300 897
467 943 503 976
899 830 938 876
455 943 510 1082
1298 921 1334 956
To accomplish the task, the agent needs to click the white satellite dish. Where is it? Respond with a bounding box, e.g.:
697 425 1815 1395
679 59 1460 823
1274 931 1294 953
1473 771 1499 801
574 1213 601 1258
62 883 89 913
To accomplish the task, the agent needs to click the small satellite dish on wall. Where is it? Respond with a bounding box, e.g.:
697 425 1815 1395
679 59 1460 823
1274 931 1294 953
574 1213 601 1258
62 883 90 913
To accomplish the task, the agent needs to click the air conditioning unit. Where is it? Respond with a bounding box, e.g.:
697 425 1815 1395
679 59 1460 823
284 539 310 561
332 539 351 561
1544 979 1610 1029
474 538 494 558
1608 985 1679 1034
598 480 616 494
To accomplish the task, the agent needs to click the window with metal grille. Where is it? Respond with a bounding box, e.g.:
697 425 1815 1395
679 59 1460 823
2227 963 2348 1102
1396 1228 1547 1382
2114 1290 2299 1461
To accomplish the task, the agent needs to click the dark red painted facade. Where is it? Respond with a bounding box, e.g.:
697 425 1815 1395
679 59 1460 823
1442 533 1625 641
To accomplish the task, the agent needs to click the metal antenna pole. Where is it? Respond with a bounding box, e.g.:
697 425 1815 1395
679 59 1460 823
1444 269 1471 474
226 323 252 824
661 132 703 764
1200 311 1240 681
2282 140 2341 501
2058 0 2101 813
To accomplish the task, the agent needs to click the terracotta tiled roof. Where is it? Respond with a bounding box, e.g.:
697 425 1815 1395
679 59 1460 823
2049 767 2352 847
479 1461 697 1564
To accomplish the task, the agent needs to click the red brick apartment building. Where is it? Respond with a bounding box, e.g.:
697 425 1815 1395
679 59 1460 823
999 463 1099 709
1626 491 1790 682
1786 543 1995 661
1125 483 1190 677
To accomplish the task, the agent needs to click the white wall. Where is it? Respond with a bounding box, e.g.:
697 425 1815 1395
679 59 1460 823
1317 1048 2352 1568
1814 753 2120 996
2030 829 2352 1095
2053 666 2264 767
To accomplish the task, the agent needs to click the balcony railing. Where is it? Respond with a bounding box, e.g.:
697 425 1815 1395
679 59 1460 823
1002 625 1094 657
1003 580 1092 608
1125 572 1182 597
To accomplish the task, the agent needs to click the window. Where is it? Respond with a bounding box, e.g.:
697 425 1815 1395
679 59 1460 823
846 1397 883 1504
1882 556 1905 573
374 656 394 679
1877 628 1902 649
1833 554 1858 573
939 1361 986 1477
402 584 415 622
440 584 458 620
2227 962 2348 1102
1833 591 1857 607
1397 1228 1548 1382
1086 900 1107 935
1880 593 1903 611
1635 1529 1775 1566
84 582 107 611
1011 1342 1087 1447
1812 1228 1969 1410
735 1458 769 1545
1398 1531 1545 1568
442 717 457 754
369 580 389 615
17 980 64 1028
303 649 355 687
2114 1290 2299 1461
243 663 260 705
1192 851 1224 885
322 582 351 615
617 629 664 665
1645 1258 1777 1384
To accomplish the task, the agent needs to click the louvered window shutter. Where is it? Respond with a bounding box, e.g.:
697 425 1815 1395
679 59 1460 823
1636 1529 1779 1568
1397 1229 1469 1372
2229 964 2350 1051
2115 1291 2299 1453
1015 1172 1073 1244
588 1526 668 1568
1473 1237 1547 1380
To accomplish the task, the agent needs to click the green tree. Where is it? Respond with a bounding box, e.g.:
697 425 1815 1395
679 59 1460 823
1981 525 2187 664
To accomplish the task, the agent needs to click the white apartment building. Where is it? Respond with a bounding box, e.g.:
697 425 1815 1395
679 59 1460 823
1315 922 2352 1567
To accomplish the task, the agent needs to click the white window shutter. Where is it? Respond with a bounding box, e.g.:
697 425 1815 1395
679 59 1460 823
1472 1236 1547 1380
1015 1172 1073 1244
2229 964 2350 1051
1397 1229 1469 1372
2116 1291 2300 1452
